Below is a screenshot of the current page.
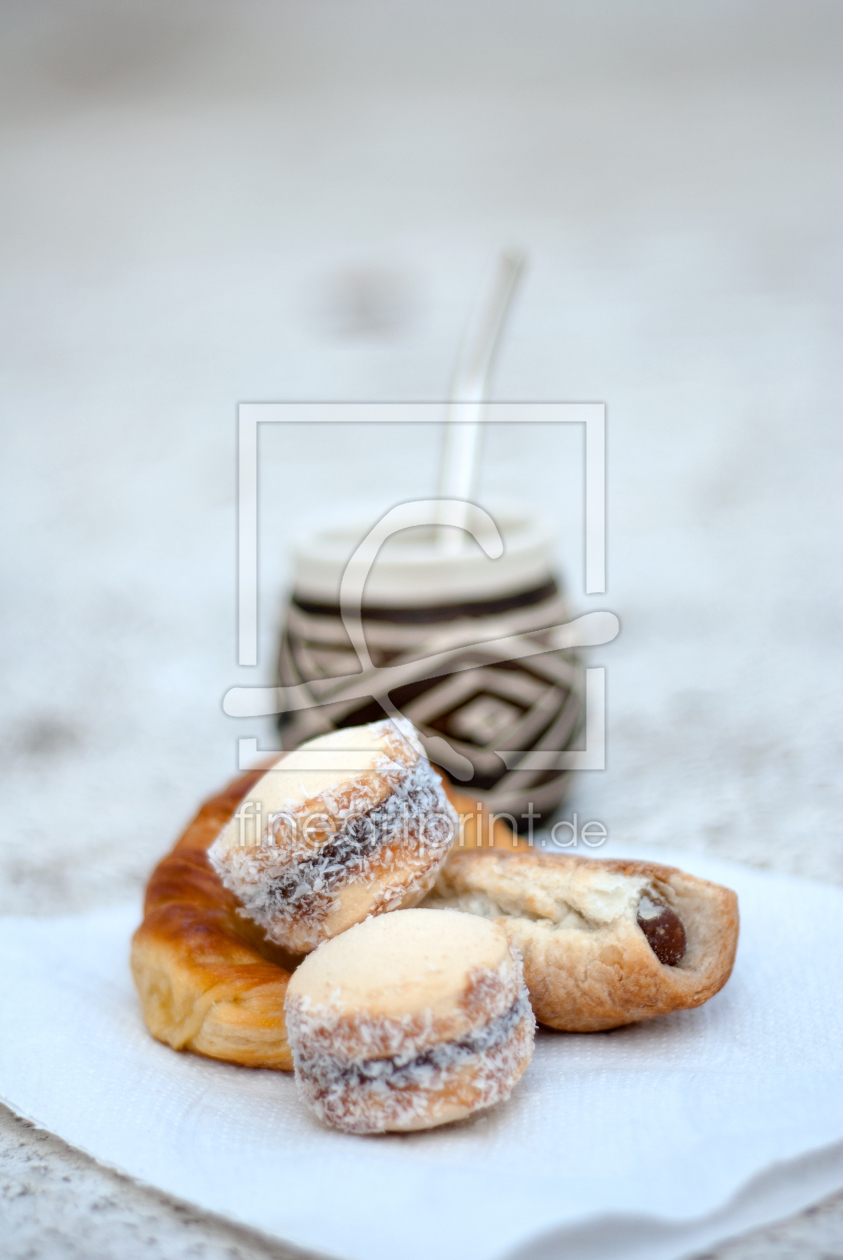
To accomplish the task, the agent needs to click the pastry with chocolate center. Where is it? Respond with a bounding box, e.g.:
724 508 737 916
423 849 738 1031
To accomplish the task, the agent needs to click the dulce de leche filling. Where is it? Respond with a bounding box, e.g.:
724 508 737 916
294 986 534 1095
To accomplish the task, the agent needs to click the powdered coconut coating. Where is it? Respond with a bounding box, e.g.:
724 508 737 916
286 961 535 1133
230 755 453 948
208 721 458 952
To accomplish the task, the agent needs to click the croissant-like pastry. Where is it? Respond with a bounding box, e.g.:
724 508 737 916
131 770 301 1069
130 770 514 1070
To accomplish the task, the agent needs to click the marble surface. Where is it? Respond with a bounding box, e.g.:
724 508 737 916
0 1 840 1256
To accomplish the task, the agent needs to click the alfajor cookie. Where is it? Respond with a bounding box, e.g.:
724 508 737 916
208 718 458 953
284 908 535 1133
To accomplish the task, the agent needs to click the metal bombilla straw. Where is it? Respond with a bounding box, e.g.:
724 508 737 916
436 250 526 550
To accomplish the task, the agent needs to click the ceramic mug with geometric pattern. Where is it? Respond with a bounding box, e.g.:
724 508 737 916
276 504 583 825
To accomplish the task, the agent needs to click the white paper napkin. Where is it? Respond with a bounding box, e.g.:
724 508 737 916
1 847 841 1260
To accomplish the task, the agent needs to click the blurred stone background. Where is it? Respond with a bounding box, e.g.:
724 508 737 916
0 1 841 1256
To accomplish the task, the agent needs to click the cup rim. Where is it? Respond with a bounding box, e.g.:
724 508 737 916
290 499 559 607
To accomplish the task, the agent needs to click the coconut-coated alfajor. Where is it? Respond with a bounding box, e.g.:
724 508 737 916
208 718 458 954
284 908 535 1133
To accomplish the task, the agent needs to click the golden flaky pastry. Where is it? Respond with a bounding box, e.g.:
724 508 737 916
131 770 298 1069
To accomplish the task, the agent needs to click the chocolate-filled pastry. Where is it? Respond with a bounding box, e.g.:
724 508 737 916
423 849 738 1031
208 718 458 954
285 908 535 1133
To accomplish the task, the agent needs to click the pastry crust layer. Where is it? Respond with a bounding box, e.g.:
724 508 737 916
424 849 739 1030
131 770 299 1070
